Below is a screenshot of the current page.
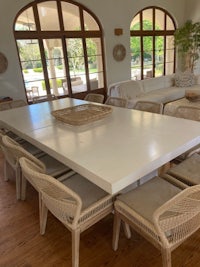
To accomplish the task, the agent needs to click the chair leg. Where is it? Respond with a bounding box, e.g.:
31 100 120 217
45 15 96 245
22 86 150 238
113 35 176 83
72 228 80 267
158 162 171 176
21 174 27 200
161 248 172 267
39 194 48 235
122 222 131 239
15 167 21 200
4 160 9 181
137 180 140 186
112 211 121 251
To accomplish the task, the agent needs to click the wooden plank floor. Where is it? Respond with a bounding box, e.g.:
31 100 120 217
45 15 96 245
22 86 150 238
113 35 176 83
0 152 200 267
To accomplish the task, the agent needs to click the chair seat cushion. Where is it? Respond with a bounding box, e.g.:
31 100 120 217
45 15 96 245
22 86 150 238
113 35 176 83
63 173 108 210
39 154 71 176
167 153 200 185
116 176 181 223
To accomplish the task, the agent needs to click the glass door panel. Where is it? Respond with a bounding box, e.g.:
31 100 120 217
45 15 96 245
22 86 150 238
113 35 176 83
130 36 141 80
155 9 164 30
142 9 153 30
17 39 45 101
37 1 60 31
66 38 86 93
62 2 81 31
155 36 164 77
143 36 153 78
43 39 65 96
130 14 140 30
83 11 99 30
86 38 103 89
166 15 175 30
166 36 175 75
15 7 36 31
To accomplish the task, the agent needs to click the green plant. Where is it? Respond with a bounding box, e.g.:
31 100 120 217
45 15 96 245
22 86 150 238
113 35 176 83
41 79 62 90
174 20 200 71
33 67 43 73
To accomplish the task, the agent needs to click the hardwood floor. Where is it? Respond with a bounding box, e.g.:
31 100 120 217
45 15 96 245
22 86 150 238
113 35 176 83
0 152 200 267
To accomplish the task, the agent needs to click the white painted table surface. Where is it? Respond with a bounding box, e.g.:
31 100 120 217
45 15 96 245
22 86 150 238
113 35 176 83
1 97 200 194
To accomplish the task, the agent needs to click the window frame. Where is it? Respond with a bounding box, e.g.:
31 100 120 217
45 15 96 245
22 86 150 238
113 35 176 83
130 6 176 80
14 0 107 102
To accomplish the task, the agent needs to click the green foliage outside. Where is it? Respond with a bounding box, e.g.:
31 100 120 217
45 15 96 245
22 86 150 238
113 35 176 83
41 79 62 90
67 38 97 75
17 42 42 69
130 20 164 62
57 65 63 70
33 68 43 73
130 20 164 77
18 38 97 74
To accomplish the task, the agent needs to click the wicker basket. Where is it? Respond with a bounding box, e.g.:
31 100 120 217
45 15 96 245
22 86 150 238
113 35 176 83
51 104 112 125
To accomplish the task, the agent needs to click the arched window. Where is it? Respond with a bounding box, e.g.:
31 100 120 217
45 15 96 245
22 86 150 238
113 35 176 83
14 0 106 102
130 7 176 80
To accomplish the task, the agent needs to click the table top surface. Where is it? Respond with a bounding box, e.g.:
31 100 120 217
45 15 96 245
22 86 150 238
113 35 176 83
1 97 200 194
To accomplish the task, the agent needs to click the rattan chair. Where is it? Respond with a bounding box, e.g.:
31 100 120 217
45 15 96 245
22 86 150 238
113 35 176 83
133 100 163 114
174 105 200 121
0 99 27 110
84 93 104 104
0 101 12 111
1 135 73 200
31 86 39 97
0 130 44 186
163 152 200 189
10 100 27 108
19 157 114 267
32 94 57 103
105 96 127 108
0 129 44 160
112 176 200 267
4 129 44 155
171 105 200 164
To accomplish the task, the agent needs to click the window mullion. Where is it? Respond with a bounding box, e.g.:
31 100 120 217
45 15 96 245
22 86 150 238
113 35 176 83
39 39 51 95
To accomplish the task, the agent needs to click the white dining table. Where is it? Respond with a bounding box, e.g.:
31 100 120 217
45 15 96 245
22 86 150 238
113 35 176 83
1 97 200 194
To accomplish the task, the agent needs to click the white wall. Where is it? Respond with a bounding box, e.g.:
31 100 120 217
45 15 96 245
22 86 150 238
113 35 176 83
185 0 200 22
0 0 186 99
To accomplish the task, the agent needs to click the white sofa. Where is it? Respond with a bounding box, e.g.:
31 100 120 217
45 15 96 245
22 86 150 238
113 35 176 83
108 74 200 108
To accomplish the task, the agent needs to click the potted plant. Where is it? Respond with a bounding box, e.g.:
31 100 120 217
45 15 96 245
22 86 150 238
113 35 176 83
174 20 200 72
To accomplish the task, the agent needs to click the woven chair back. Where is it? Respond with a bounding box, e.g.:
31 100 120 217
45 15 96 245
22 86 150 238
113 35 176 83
153 184 200 250
105 97 127 107
19 157 82 227
175 105 200 121
134 100 163 114
84 93 104 104
2 135 45 171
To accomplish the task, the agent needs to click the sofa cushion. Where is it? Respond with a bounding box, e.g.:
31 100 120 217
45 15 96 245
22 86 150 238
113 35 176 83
174 71 195 87
127 87 186 108
109 75 200 109
141 76 166 92
164 74 175 88
117 80 144 100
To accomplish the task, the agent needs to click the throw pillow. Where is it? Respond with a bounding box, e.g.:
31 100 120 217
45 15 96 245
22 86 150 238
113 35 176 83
185 89 200 101
174 71 195 87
